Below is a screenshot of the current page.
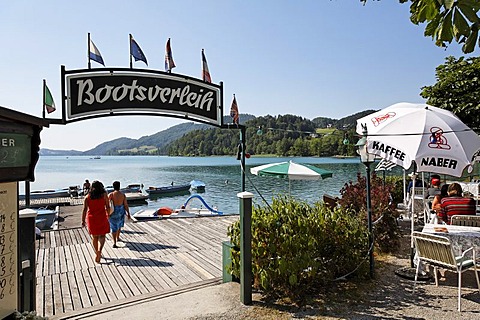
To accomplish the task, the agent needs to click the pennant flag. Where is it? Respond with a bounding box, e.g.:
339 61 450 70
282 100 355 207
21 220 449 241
44 83 56 114
202 49 211 83
130 36 148 65
165 38 176 72
375 159 397 172
89 39 105 66
230 94 239 124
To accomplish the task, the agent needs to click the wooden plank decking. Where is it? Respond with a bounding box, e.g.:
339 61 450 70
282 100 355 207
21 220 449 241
35 215 239 319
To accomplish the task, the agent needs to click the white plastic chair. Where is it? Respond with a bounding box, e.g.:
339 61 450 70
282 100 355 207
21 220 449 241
450 215 480 227
412 231 480 311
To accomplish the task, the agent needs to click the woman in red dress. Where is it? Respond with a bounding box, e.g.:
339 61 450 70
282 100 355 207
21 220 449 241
81 180 111 263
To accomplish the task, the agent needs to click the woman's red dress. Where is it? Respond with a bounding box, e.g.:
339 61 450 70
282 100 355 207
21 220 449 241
85 195 110 235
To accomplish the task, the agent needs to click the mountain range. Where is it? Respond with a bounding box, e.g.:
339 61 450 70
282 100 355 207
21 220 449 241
39 111 374 156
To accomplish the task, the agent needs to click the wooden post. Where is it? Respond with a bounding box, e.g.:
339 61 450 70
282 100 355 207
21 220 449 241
237 191 253 304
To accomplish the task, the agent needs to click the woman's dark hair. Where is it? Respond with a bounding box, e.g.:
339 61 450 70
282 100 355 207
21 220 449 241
89 180 106 199
440 184 449 197
113 181 120 191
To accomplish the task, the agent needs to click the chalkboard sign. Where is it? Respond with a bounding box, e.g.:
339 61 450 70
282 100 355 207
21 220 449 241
0 133 31 168
0 182 18 318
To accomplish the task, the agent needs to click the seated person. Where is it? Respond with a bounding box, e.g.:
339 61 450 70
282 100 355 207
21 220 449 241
431 184 449 213
439 182 476 224
427 177 441 198
83 179 90 196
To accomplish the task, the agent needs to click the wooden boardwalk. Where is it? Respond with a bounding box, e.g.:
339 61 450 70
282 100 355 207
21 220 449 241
35 215 239 319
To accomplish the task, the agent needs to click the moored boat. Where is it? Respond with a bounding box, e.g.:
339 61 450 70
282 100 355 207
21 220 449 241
132 194 223 220
146 183 191 196
105 183 144 194
20 207 59 230
125 192 149 204
190 180 206 191
19 188 71 200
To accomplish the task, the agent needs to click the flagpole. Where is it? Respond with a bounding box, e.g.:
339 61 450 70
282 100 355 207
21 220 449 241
129 34 133 69
42 79 46 119
88 32 91 69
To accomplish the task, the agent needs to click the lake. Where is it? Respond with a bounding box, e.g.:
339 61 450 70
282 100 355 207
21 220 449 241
22 156 369 214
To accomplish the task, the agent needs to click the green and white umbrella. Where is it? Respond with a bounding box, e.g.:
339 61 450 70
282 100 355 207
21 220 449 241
250 160 333 180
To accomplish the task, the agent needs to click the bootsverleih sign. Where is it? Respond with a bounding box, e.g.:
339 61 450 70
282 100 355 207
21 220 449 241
64 68 223 126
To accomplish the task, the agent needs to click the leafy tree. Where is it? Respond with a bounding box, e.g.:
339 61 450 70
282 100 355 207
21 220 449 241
362 0 480 53
420 55 480 131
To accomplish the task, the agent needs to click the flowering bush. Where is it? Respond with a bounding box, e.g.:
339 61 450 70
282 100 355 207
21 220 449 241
338 172 401 252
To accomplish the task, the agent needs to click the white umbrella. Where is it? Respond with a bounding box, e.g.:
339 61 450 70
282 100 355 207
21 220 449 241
356 102 480 270
356 102 480 177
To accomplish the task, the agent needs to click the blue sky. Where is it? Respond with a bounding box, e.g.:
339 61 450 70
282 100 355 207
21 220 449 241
0 1 471 151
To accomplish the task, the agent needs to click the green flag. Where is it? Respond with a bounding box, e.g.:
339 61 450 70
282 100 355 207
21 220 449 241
44 83 56 114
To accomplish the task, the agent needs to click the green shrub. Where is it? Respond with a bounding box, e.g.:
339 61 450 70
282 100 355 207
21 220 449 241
227 196 369 301
13 311 48 319
386 175 405 205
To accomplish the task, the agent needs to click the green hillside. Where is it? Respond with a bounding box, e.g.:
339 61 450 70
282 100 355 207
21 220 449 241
40 111 375 156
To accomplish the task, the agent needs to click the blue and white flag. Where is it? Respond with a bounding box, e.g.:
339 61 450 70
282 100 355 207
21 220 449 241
89 39 105 66
130 36 148 65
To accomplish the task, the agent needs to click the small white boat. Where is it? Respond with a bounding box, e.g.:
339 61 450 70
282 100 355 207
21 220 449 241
190 180 206 191
36 207 59 229
132 207 222 220
132 195 223 221
19 188 71 200
21 207 59 230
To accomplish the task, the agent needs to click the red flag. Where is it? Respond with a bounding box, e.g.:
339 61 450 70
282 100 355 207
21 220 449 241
202 49 211 83
230 95 239 124
165 38 176 72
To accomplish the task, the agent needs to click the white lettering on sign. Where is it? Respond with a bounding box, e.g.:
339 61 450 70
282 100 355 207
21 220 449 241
76 79 214 111
0 139 15 147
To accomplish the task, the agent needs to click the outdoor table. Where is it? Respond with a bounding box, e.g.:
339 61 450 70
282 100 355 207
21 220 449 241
422 224 480 258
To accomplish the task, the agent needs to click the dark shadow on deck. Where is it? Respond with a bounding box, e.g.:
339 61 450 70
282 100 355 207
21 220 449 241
104 257 174 267
126 242 178 252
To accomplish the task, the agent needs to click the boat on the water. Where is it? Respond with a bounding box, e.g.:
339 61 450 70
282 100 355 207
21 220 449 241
20 207 59 230
132 194 223 220
19 188 71 200
105 183 144 194
190 180 206 192
146 183 191 196
36 207 59 230
125 192 149 205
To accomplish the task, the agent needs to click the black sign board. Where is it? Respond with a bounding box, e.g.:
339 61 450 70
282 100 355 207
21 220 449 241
0 108 45 183
0 133 31 168
65 69 223 126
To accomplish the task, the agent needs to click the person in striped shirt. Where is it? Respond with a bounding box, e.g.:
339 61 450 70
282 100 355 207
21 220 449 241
439 182 476 224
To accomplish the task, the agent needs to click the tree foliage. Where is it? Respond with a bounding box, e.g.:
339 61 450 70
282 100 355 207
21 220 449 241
167 114 361 157
420 55 480 131
362 0 480 53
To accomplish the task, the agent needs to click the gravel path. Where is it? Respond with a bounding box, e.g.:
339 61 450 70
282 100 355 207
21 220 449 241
206 221 480 319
